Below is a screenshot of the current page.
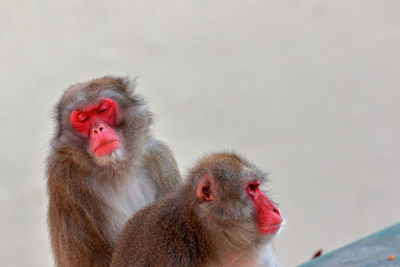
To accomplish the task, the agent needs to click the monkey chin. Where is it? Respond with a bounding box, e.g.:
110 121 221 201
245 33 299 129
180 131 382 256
258 222 284 243
260 224 281 235
93 147 126 167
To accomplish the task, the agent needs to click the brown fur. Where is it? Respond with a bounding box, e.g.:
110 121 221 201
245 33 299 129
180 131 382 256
111 152 280 267
47 76 181 267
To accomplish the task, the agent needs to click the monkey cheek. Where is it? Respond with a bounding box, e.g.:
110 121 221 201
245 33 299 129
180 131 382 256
91 140 120 157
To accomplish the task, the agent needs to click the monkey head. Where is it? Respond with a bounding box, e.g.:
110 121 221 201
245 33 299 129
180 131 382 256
190 153 283 243
54 76 152 167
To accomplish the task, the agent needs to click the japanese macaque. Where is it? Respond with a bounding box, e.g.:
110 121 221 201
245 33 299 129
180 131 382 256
111 152 283 267
46 76 181 267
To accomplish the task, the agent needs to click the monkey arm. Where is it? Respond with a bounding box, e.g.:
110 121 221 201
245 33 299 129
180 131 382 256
47 159 113 267
142 139 182 199
48 204 113 267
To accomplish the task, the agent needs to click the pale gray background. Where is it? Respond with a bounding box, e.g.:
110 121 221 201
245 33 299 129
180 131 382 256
0 1 399 266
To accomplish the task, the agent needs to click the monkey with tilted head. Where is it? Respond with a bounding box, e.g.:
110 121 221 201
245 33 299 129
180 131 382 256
47 76 181 267
111 152 283 267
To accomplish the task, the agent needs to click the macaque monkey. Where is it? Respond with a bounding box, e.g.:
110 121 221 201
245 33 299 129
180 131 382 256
111 152 283 267
46 76 181 266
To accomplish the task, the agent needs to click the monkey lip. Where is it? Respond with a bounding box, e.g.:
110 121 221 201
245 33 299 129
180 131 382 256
93 140 120 156
260 223 282 234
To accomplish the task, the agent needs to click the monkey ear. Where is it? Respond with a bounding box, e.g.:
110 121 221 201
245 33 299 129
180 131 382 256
196 174 216 202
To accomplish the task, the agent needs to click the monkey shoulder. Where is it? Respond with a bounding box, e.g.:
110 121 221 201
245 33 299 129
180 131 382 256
141 139 181 197
143 139 180 175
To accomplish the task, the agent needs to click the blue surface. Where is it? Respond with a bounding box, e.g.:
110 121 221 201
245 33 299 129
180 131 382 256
298 223 400 267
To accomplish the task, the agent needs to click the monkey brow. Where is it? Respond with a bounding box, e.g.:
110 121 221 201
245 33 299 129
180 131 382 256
255 166 270 182
244 167 268 183
255 173 268 184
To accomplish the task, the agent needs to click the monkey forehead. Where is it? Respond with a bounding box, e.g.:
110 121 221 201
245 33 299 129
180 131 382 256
58 76 135 111
191 152 268 183
200 153 265 175
195 153 246 172
241 166 267 183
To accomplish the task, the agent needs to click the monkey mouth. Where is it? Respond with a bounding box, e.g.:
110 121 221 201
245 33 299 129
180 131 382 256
93 140 120 157
260 223 281 234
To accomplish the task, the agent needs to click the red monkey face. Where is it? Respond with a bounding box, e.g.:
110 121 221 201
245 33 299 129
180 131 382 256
70 98 121 157
247 181 283 234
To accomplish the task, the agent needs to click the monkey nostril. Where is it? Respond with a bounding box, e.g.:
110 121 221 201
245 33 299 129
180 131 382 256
273 208 280 215
99 127 103 132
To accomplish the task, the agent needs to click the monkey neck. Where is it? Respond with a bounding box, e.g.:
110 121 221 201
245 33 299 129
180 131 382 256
167 190 217 265
197 206 259 266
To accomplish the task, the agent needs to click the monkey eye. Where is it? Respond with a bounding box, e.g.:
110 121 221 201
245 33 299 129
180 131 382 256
97 102 110 114
78 112 89 121
248 182 259 193
97 107 108 114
